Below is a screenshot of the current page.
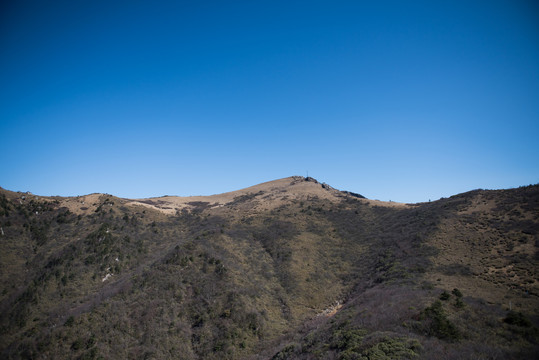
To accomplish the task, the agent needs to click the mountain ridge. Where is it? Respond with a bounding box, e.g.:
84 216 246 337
0 176 406 217
0 178 538 359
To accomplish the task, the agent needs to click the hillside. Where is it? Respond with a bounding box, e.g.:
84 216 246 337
0 176 538 359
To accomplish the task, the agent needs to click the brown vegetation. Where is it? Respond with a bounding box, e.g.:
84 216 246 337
0 178 537 359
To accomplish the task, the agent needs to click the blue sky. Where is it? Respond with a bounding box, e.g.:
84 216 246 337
1 1 538 203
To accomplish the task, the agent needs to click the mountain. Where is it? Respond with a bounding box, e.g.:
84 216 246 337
0 176 538 359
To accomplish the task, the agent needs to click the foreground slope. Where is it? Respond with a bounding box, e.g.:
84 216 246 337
0 177 537 359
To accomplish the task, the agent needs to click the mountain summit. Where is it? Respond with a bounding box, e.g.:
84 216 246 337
0 178 538 359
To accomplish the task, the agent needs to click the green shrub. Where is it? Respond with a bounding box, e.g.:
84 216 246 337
439 291 451 301
504 311 532 327
451 288 463 298
420 300 461 341
360 337 421 359
331 326 367 353
272 343 300 360
64 316 75 327
71 339 83 351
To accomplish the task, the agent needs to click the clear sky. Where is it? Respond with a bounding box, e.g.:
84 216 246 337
1 1 538 203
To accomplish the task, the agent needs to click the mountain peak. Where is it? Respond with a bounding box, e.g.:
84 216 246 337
122 176 364 215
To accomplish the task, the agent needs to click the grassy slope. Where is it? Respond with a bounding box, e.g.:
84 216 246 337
0 179 537 359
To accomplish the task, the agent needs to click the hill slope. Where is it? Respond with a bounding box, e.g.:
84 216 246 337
0 177 537 359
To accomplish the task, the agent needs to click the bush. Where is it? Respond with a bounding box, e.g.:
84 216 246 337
271 343 300 360
360 337 422 360
504 311 532 327
420 300 461 341
451 288 463 298
64 316 75 327
71 339 83 351
439 291 451 301
331 325 367 352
